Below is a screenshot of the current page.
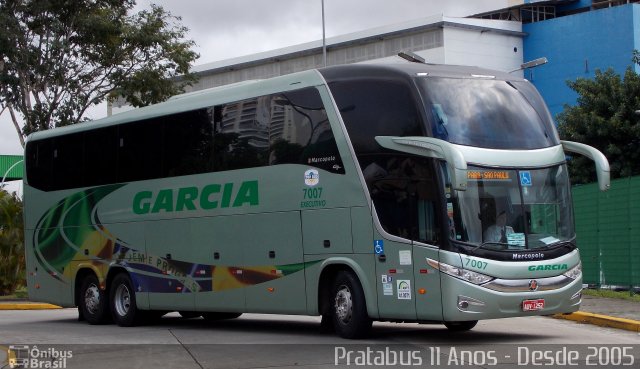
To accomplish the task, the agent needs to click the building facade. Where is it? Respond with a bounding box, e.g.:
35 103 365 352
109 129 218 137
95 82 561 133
111 1 639 120
476 0 640 115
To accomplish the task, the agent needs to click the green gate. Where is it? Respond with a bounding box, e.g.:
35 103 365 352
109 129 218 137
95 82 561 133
573 176 640 287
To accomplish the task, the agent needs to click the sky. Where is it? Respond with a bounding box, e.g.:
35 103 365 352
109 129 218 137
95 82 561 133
0 0 508 193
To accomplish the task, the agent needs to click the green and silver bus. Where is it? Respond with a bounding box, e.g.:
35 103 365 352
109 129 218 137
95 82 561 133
24 62 609 338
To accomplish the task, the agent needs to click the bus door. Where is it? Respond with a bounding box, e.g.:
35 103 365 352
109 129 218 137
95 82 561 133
368 158 443 321
374 234 417 320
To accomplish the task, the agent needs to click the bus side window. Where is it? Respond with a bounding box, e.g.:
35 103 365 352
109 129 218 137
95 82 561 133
51 134 83 191
163 109 214 177
270 88 344 174
117 120 163 183
25 140 53 191
213 88 344 174
84 127 117 187
214 97 269 172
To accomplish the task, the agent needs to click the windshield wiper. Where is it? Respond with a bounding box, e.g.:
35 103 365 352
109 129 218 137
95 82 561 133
469 241 510 252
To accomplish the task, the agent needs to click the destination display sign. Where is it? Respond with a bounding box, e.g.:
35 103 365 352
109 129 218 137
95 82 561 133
467 170 511 180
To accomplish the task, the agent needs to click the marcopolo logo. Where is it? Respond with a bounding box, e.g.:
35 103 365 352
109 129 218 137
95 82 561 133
528 264 568 272
133 180 259 214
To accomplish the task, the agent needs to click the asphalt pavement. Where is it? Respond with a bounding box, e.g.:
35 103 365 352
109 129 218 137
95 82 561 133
1 292 638 332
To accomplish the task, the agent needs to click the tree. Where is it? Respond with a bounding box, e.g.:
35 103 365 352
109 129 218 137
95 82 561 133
0 189 24 295
556 55 640 184
0 0 199 146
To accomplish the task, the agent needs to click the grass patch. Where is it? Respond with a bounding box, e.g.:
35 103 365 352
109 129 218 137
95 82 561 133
582 288 640 302
0 286 28 300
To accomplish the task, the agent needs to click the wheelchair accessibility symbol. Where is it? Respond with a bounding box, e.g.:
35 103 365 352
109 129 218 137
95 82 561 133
520 171 532 186
374 240 384 255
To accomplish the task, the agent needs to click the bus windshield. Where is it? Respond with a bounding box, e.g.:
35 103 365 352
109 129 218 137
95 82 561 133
417 77 559 150
446 164 574 251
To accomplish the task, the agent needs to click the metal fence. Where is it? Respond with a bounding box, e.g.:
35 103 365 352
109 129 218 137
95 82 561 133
573 176 640 288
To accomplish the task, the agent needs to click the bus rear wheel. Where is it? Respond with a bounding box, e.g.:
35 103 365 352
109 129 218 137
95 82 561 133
444 320 478 332
110 273 142 327
79 274 110 325
330 271 371 339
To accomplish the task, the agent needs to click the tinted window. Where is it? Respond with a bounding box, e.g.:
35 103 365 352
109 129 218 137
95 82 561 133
26 87 343 191
328 79 424 155
52 134 83 190
84 127 117 187
163 109 215 177
417 78 559 149
361 154 440 244
216 87 344 173
270 88 344 173
117 119 163 182
25 140 53 191
215 97 270 171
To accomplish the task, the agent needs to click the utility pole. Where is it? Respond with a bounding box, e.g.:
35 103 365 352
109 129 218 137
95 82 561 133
322 0 327 67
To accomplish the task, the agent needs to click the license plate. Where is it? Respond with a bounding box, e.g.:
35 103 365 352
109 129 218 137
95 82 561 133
522 299 545 311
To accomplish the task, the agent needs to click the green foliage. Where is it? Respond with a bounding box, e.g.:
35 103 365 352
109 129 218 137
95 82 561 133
0 189 25 295
582 288 640 302
557 56 640 184
0 0 199 144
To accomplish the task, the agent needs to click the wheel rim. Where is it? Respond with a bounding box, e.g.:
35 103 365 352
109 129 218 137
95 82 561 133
84 283 100 315
334 285 353 323
114 283 131 317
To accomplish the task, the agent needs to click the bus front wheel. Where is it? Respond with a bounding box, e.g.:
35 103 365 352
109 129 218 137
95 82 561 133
444 320 478 332
330 271 372 339
79 274 110 324
110 273 142 326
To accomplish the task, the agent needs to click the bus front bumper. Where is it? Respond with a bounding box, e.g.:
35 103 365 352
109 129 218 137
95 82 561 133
440 273 582 322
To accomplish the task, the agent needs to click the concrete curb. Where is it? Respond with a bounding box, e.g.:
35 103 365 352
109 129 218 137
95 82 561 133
0 303 62 310
553 312 640 333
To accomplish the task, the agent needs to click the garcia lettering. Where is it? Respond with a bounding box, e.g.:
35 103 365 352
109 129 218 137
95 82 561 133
133 180 259 214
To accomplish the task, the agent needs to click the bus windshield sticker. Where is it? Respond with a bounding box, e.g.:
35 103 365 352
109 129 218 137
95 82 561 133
304 169 320 186
507 233 526 247
399 250 412 265
520 171 532 186
540 236 560 245
383 283 393 296
397 280 411 300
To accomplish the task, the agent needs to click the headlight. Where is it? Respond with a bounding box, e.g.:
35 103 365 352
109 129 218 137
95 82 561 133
427 259 494 285
563 262 582 280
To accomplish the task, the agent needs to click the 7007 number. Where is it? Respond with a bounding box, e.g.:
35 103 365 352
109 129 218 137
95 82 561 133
465 258 488 270
303 187 323 199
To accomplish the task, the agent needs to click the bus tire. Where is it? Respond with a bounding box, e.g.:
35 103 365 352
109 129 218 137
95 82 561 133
444 320 478 332
79 274 110 325
110 273 141 327
201 312 242 321
330 271 372 339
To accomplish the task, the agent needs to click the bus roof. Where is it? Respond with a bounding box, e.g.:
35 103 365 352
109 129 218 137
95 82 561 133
26 62 523 144
26 69 327 143
319 62 523 83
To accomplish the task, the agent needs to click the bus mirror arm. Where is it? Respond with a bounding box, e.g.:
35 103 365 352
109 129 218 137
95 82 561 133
375 136 468 191
561 140 610 191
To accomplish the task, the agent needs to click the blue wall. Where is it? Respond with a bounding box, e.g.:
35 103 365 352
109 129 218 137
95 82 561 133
523 4 639 117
